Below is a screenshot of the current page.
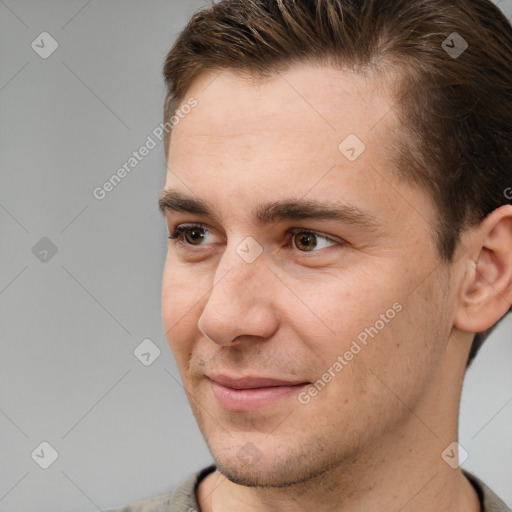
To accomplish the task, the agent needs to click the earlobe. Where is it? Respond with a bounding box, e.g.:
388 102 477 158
454 206 512 335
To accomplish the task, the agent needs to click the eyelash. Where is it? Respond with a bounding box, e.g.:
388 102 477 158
168 223 343 253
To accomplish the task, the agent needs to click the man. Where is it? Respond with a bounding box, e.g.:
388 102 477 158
109 0 512 510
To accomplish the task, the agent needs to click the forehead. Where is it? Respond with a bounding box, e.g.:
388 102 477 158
169 65 396 178
169 64 395 158
163 63 435 233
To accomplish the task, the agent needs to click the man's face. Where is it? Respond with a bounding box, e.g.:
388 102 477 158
161 64 457 486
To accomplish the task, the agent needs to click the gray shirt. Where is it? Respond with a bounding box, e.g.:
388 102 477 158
106 465 511 512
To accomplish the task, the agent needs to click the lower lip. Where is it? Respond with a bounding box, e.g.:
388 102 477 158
209 379 308 412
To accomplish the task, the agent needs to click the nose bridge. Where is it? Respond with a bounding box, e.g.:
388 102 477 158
198 239 277 345
215 236 260 288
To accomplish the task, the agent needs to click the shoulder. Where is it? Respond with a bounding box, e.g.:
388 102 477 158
462 469 511 512
105 464 217 512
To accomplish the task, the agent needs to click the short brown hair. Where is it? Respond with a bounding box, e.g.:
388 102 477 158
162 0 512 367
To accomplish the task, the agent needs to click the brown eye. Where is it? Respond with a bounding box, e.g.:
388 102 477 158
293 232 318 251
183 227 205 245
169 225 209 245
289 229 339 252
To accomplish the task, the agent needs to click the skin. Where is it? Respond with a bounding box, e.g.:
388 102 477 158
160 63 512 512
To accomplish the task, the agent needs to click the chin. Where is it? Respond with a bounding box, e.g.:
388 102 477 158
206 433 344 489
215 459 299 488
215 456 341 489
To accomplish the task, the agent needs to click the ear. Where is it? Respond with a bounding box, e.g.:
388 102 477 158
454 205 512 334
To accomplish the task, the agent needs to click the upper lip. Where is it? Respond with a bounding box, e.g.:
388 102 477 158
207 373 309 390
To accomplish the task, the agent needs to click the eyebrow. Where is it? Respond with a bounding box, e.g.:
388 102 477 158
158 189 382 231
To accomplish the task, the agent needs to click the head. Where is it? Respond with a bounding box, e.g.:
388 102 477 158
159 0 512 487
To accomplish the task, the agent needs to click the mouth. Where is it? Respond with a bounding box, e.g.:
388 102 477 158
206 373 310 412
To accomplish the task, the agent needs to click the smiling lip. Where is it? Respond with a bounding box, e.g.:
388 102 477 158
207 374 309 412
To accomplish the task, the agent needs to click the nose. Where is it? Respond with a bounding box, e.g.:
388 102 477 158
197 242 279 346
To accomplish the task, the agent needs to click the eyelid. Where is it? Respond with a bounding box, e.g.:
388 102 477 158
287 228 343 247
168 222 217 241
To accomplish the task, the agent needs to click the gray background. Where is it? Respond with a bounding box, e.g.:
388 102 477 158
0 1 510 511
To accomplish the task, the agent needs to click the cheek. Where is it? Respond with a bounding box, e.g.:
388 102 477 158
284 269 397 350
161 260 207 359
284 264 431 398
